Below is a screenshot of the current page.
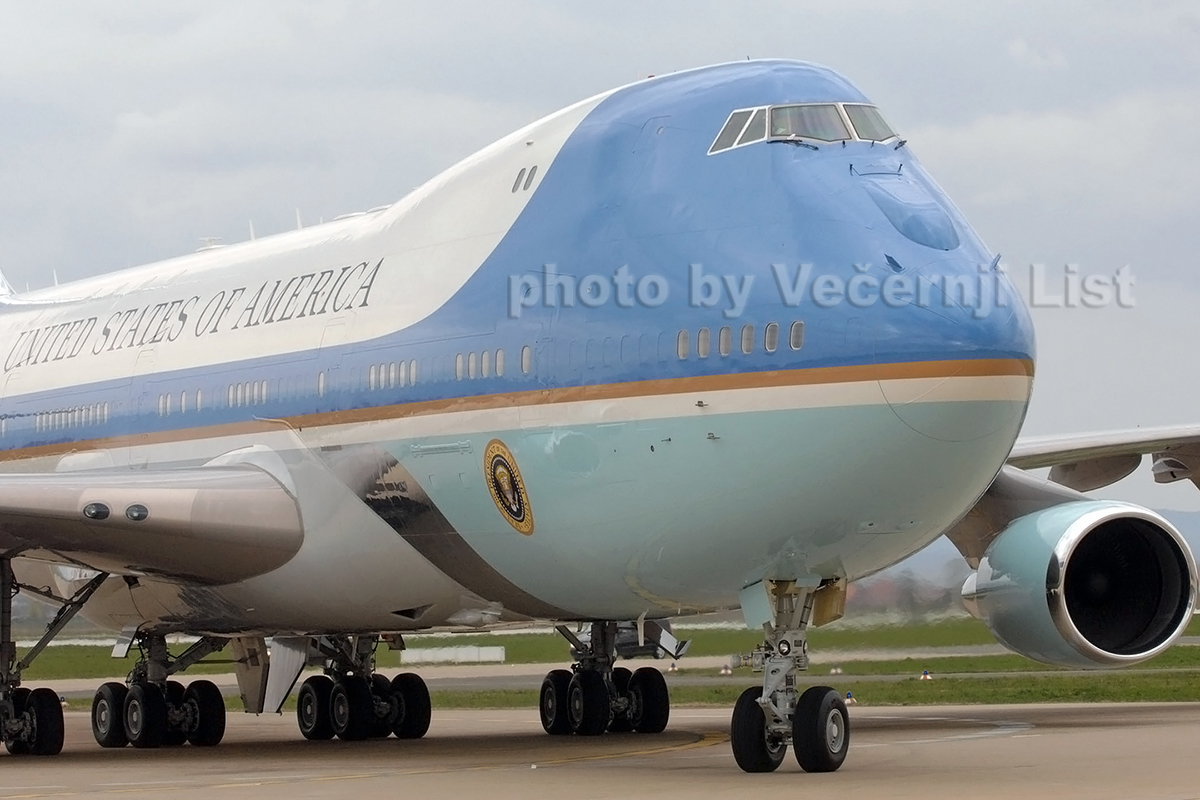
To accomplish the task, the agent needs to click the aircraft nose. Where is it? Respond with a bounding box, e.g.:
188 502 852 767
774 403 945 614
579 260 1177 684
874 254 1036 442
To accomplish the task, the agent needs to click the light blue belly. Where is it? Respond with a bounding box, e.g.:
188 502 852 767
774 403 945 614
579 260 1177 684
383 397 1024 619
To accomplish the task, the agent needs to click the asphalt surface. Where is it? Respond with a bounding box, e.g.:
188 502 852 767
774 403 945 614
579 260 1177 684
2 703 1200 799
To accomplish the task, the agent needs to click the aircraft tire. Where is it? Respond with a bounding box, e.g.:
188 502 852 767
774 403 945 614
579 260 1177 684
92 682 129 748
792 686 849 773
539 669 572 735
730 687 786 773
184 680 226 747
124 683 167 749
608 667 633 732
390 673 431 739
331 676 373 741
297 676 335 740
27 688 65 756
567 670 608 736
629 667 669 734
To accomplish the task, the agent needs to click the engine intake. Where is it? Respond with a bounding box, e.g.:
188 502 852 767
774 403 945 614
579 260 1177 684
961 501 1197 668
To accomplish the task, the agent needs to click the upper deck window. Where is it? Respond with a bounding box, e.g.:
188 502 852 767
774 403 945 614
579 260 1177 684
769 104 850 142
844 104 896 141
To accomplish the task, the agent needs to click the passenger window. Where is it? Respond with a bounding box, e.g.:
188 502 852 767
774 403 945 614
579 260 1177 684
318 372 326 397
180 391 188 414
261 380 268 402
697 327 710 358
196 389 203 412
736 108 767 145
741 325 754 355
709 109 754 154
410 360 418 384
496 348 506 376
521 345 532 375
227 385 235 407
468 351 477 379
790 321 806 350
482 350 491 378
455 354 464 381
719 326 732 356
764 322 779 353
369 364 378 390
676 330 689 359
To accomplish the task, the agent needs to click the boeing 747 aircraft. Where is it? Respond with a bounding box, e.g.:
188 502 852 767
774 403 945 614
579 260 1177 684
0 59 1196 774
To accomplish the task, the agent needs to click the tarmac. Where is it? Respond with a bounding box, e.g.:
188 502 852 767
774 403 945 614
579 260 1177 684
2 702 1200 799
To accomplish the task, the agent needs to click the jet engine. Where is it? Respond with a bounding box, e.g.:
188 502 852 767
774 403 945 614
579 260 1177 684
961 500 1197 668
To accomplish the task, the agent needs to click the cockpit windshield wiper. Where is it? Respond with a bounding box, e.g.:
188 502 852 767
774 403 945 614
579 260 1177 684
773 135 818 150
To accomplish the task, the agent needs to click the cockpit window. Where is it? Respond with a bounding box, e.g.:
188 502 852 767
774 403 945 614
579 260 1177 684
769 104 850 142
736 108 767 146
709 109 755 154
844 104 896 141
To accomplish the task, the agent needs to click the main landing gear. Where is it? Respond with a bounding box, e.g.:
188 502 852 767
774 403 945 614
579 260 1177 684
730 580 850 773
2 559 108 757
539 622 672 737
295 635 430 742
90 633 229 749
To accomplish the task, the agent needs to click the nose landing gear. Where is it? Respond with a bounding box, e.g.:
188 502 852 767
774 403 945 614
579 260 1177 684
729 580 850 774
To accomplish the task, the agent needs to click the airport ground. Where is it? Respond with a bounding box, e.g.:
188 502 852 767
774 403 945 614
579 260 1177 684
2 703 1200 799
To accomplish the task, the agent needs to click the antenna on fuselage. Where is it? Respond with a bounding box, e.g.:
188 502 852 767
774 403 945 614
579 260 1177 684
52 270 58 286
295 208 303 230
249 220 256 240
196 237 224 252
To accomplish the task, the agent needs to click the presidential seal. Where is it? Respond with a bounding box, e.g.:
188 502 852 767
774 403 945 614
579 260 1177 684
484 439 534 535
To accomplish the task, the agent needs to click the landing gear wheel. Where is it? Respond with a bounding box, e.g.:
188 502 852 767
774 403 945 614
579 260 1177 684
390 673 431 739
607 667 633 733
567 670 608 736
297 676 334 740
162 681 188 746
368 675 394 739
539 669 571 735
331 676 373 741
183 680 226 747
793 686 849 773
27 688 65 756
5 688 31 754
628 667 669 733
92 682 129 748
731 687 786 773
124 683 167 749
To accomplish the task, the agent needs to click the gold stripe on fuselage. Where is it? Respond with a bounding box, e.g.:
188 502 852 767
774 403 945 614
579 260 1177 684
0 357 1034 462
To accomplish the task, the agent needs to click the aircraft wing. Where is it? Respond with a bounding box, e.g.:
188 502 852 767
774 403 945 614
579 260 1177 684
944 425 1200 568
1008 424 1200 492
0 465 303 584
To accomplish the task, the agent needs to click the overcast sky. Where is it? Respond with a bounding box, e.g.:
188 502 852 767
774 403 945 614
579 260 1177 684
2 1 1199 508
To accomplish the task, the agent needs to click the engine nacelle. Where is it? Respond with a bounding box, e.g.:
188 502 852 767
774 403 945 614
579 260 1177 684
961 500 1197 668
